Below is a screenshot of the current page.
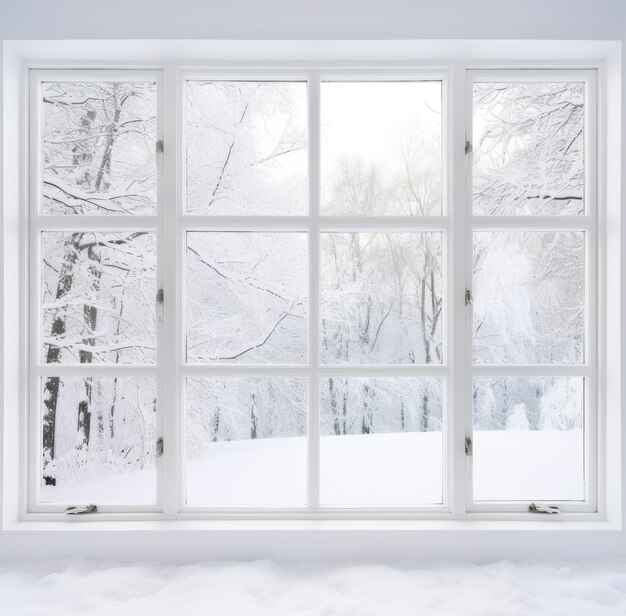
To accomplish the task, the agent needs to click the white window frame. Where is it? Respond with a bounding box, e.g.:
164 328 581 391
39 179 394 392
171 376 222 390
20 60 602 521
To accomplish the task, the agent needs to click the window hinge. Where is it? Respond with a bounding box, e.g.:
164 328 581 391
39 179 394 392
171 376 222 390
465 436 473 456
528 503 561 514
465 139 473 155
65 504 98 515
156 140 164 153
156 288 164 305
156 437 164 458
465 288 472 306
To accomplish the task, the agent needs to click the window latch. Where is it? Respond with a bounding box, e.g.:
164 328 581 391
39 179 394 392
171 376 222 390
156 140 164 154
65 504 98 515
156 437 164 458
465 140 473 155
528 503 560 514
156 288 164 305
465 288 472 306
465 436 473 456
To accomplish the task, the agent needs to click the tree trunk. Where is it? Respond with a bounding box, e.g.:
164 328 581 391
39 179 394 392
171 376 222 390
212 406 221 442
420 394 430 431
361 383 373 434
250 393 258 440
42 232 83 485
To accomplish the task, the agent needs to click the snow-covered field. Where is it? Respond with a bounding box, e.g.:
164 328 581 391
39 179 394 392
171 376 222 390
1 558 625 615
43 430 583 506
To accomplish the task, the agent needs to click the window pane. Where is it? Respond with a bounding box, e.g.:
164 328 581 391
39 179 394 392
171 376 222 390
473 231 584 364
186 81 308 215
42 81 157 215
186 232 308 364
473 81 584 216
321 81 442 216
41 231 157 365
473 377 584 501
41 377 157 504
185 377 307 507
321 232 443 364
320 378 443 506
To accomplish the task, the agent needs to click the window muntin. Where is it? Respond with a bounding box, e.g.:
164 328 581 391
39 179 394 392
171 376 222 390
28 68 598 517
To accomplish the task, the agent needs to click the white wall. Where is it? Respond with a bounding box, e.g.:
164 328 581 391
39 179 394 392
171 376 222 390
1 0 625 562
0 0 624 41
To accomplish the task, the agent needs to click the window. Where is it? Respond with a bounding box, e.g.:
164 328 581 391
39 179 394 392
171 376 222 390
27 66 598 517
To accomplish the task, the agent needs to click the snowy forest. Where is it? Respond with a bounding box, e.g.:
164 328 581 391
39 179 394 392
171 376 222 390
39 77 585 504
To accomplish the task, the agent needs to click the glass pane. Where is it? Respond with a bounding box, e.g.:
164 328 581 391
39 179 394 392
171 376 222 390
186 81 308 215
321 81 442 216
185 377 307 507
473 377 584 501
42 81 157 215
41 377 157 504
41 231 157 365
321 232 443 364
473 231 584 364
320 378 443 506
473 81 584 216
186 232 308 364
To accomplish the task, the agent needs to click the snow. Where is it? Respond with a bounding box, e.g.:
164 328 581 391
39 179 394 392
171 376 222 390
186 436 307 507
44 431 581 507
473 429 583 501
1 558 626 615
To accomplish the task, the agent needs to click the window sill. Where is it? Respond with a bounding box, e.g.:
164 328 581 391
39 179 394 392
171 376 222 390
5 513 618 533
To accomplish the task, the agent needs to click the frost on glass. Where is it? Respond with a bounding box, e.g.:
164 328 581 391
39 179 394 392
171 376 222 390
321 81 442 216
473 232 584 365
186 81 308 215
41 231 157 365
41 377 157 504
42 81 157 215
473 81 584 216
321 232 443 364
185 377 307 507
320 378 442 506
473 377 584 501
186 232 308 364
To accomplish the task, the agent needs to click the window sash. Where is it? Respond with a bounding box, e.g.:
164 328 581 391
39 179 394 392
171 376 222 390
28 69 165 513
465 70 597 513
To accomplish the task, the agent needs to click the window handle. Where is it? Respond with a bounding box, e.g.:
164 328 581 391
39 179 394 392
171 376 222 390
65 504 98 515
528 503 560 514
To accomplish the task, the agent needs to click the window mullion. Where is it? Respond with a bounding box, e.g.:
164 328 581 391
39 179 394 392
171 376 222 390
161 67 179 516
450 63 469 516
307 72 321 510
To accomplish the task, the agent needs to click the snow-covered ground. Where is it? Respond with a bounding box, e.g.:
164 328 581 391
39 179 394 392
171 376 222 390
1 558 625 615
43 430 583 506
